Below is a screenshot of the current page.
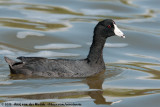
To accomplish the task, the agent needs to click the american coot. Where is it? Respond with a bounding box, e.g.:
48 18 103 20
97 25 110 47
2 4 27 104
4 19 125 78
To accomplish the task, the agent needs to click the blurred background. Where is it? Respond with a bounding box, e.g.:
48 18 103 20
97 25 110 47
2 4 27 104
0 0 160 107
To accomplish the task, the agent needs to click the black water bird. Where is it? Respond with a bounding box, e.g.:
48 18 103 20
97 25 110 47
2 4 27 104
4 19 125 78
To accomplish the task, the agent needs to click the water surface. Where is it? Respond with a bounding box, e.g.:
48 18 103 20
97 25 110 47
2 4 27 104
0 0 160 107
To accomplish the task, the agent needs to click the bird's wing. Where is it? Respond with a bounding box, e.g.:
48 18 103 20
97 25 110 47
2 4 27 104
17 56 46 62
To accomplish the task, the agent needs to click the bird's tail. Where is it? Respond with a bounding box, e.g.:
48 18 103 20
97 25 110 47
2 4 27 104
4 56 16 67
4 56 18 74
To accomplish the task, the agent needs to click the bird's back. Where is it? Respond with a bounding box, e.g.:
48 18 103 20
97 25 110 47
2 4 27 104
5 57 104 78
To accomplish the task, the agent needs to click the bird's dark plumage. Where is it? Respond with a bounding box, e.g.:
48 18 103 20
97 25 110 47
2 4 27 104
5 19 125 78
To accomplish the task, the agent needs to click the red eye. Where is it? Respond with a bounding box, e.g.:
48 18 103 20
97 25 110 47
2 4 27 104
108 25 111 28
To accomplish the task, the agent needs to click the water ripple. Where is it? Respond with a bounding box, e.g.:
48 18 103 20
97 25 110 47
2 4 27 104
34 43 82 50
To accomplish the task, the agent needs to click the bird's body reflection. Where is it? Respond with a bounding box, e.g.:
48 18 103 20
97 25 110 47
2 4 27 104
8 71 113 105
84 71 112 104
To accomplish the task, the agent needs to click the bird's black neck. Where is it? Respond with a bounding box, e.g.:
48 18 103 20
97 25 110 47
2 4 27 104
87 34 107 65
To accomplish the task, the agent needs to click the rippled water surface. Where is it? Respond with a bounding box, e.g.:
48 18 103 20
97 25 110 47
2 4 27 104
0 0 160 107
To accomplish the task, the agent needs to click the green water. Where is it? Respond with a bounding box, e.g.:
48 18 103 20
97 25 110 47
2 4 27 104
0 0 160 107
